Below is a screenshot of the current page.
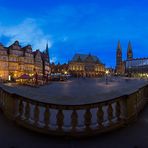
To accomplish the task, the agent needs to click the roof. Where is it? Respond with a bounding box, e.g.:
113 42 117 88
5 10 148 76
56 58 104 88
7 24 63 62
8 40 21 49
117 40 122 50
126 57 148 61
71 53 102 64
33 50 41 57
127 41 132 51
41 52 49 62
0 43 7 50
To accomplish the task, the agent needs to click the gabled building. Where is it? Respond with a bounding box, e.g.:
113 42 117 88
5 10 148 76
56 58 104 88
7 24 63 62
69 53 105 77
0 41 50 80
0 43 9 80
8 41 22 78
21 45 34 75
50 62 68 74
33 50 43 76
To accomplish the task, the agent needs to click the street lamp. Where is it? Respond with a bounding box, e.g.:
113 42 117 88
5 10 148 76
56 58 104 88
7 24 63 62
8 75 11 81
105 70 109 85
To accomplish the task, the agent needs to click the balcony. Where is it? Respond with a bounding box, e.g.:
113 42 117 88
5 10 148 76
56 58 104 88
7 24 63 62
0 79 147 147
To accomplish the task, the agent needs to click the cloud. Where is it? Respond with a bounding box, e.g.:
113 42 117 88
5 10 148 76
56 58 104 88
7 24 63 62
50 57 58 63
0 18 52 50
0 18 58 63
0 3 147 66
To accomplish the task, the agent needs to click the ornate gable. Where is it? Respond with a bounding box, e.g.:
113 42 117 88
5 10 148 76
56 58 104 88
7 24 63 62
77 56 82 62
85 54 94 63
9 40 21 50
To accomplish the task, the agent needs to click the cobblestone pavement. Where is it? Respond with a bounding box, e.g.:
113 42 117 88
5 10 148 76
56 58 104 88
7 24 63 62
0 106 148 148
1 77 148 105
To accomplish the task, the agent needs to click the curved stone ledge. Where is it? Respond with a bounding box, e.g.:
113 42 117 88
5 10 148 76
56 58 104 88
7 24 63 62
1 78 147 105
0 84 147 137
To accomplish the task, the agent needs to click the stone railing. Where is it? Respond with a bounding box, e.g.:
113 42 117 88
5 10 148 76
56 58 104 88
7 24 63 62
0 84 147 137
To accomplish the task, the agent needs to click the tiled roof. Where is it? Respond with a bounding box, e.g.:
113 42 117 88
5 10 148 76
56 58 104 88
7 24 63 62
71 53 101 63
0 43 6 50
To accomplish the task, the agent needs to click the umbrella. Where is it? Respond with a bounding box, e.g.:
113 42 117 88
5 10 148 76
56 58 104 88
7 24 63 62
18 74 31 79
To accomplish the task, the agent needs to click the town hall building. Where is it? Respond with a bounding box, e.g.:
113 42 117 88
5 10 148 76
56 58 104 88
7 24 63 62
69 53 105 77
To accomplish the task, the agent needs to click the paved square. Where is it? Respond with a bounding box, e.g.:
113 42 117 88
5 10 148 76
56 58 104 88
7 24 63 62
1 77 148 105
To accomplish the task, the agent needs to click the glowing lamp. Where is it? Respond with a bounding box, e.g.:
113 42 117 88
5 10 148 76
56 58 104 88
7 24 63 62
8 75 11 81
105 70 109 75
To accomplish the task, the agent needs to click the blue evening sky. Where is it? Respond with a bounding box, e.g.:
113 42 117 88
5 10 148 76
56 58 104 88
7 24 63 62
0 0 148 67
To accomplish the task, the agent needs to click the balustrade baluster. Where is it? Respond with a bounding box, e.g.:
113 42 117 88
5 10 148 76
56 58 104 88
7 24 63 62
0 90 2 106
2 92 4 100
19 100 24 118
71 109 78 132
84 109 92 131
0 90 1 103
56 109 64 131
34 103 39 126
25 101 30 121
108 103 113 125
3 93 6 105
97 105 104 128
139 90 141 98
1 92 3 105
44 105 50 129
2 92 5 106
116 101 121 121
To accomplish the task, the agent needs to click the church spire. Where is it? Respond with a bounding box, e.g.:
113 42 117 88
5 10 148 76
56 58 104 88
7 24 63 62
116 40 122 73
128 41 132 50
46 42 50 64
117 40 122 50
127 40 133 60
116 40 122 63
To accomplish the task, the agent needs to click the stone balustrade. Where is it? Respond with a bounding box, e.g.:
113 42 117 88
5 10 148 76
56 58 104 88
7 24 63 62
0 84 147 137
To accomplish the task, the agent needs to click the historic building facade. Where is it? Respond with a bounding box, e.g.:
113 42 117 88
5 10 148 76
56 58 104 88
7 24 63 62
0 43 9 80
50 62 68 74
125 58 148 77
116 40 148 77
0 41 50 80
69 53 105 77
33 50 43 76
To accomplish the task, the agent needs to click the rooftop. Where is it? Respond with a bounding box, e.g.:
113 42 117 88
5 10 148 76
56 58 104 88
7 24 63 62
71 53 102 64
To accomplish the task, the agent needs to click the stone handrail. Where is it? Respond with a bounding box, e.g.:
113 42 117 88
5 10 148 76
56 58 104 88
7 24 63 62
0 84 147 137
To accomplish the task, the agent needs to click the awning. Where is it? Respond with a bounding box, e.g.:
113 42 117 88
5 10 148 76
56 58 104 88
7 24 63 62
18 74 31 79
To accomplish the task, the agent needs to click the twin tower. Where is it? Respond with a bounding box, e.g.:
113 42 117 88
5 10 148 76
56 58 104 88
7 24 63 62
116 41 133 73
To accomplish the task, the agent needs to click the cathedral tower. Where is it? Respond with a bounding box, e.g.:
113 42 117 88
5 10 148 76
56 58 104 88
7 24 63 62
127 41 133 60
116 40 122 69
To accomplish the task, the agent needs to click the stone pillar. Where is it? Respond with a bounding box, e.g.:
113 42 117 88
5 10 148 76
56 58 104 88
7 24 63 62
122 93 137 123
4 93 17 120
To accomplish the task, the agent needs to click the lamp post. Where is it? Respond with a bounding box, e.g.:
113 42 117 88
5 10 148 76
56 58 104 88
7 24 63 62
46 72 49 83
105 70 109 85
8 75 11 81
64 71 67 75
